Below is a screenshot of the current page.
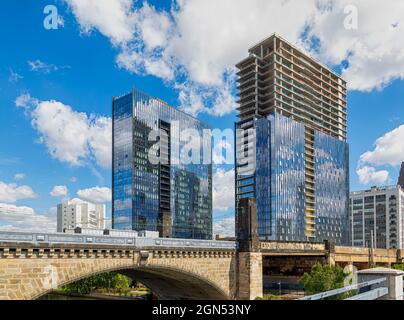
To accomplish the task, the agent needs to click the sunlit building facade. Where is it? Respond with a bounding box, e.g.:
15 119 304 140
57 199 106 233
350 186 404 249
112 89 212 240
236 34 349 244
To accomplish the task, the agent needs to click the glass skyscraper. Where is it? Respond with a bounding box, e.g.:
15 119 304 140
112 89 212 240
236 34 349 245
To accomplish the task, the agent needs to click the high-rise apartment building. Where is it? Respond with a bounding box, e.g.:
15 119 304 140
350 186 404 249
57 199 106 232
235 34 349 244
112 89 212 240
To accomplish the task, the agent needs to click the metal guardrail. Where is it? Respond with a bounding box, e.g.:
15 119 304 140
345 287 388 300
298 277 387 300
0 231 236 250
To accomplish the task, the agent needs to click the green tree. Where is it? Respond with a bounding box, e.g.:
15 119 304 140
60 272 131 295
300 263 352 299
114 274 130 295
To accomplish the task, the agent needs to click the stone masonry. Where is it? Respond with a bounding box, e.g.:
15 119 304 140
236 252 263 300
0 244 236 300
2 240 402 300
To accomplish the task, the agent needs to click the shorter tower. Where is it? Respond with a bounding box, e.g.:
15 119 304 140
112 88 213 240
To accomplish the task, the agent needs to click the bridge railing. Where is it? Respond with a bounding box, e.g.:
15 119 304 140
0 231 236 250
298 277 387 300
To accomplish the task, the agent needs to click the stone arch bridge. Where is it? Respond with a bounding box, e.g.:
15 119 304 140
1 232 403 300
0 234 236 300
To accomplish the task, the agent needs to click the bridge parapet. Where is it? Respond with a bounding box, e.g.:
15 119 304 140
260 241 326 255
0 231 236 251
333 246 398 265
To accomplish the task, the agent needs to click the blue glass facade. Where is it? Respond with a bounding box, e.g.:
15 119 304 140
255 113 306 241
254 112 349 244
314 131 350 245
112 89 212 240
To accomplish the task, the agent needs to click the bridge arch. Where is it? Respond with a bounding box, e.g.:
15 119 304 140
120 266 229 300
35 265 229 300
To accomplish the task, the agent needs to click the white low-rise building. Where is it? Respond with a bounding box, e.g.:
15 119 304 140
57 199 106 232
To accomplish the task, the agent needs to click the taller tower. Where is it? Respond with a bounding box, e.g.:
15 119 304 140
235 34 349 244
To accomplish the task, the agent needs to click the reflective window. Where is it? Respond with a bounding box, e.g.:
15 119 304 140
254 112 349 244
314 130 349 245
256 113 306 241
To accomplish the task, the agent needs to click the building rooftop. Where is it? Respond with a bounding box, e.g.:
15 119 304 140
113 87 211 128
244 32 346 84
350 185 403 196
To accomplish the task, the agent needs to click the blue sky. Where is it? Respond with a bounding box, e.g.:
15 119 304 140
1 0 404 235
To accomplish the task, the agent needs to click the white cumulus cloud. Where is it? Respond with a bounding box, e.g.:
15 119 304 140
0 181 36 204
66 0 316 117
65 0 404 117
15 94 112 169
77 186 112 203
357 123 404 185
213 217 235 237
14 93 37 108
213 168 235 212
356 166 390 185
66 0 136 45
50 185 69 197
360 124 404 167
306 0 404 92
0 203 56 233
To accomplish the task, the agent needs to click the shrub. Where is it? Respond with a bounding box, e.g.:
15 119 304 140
300 263 353 300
